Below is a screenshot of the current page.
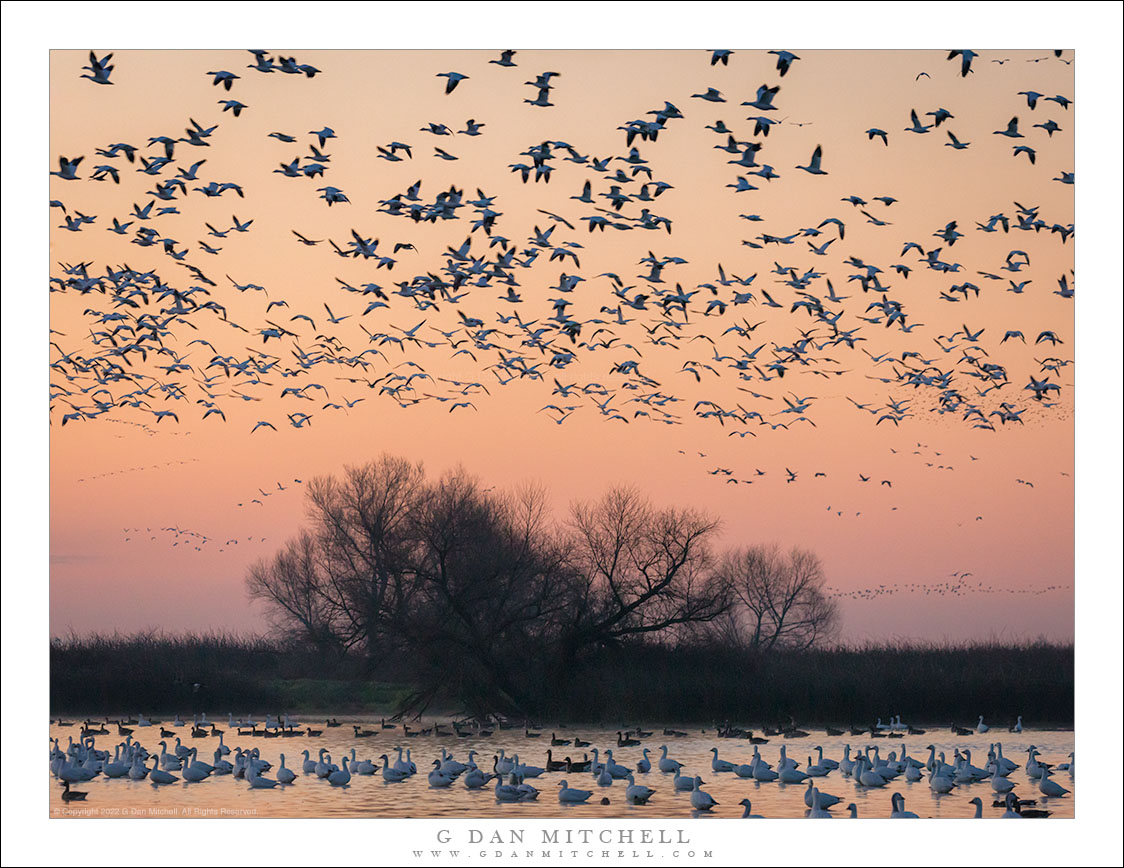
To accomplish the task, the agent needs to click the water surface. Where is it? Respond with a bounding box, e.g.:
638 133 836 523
49 717 1075 819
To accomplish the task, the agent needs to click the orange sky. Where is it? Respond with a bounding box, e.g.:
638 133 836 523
43 45 1082 641
6 8 1122 864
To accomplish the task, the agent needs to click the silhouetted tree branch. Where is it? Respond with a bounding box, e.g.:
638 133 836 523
715 543 839 652
565 486 730 652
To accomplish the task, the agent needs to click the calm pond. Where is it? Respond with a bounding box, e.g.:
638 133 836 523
49 717 1074 819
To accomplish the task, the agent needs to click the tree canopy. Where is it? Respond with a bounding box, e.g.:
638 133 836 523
246 454 837 716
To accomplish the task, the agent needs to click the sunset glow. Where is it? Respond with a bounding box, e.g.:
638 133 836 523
48 47 1076 642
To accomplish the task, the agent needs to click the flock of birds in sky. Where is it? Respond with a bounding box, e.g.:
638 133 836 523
119 526 268 554
52 713 1073 818
75 457 198 484
824 572 1071 602
50 48 1073 605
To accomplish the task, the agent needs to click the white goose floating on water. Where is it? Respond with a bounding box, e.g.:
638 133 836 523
606 750 633 779
246 763 278 789
428 760 455 788
494 774 526 803
314 748 333 778
513 754 545 779
953 749 989 783
1038 767 1070 798
128 753 149 781
890 792 919 818
806 787 833 818
856 756 889 788
211 748 233 775
865 746 901 779
625 773 655 805
349 750 376 775
149 756 178 785
439 749 467 777
558 779 592 803
689 776 718 812
805 754 830 777
159 742 182 771
710 747 736 773
182 748 212 782
814 746 839 771
394 747 415 776
463 767 492 789
276 754 296 784
928 763 957 794
494 749 515 776
515 777 540 802
990 765 1015 794
988 743 1018 776
779 762 809 784
328 758 352 787
751 753 778 782
805 779 841 808
103 746 130 778
58 757 98 783
657 745 682 773
380 754 409 783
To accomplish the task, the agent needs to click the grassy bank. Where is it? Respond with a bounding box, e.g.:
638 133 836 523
50 632 1073 725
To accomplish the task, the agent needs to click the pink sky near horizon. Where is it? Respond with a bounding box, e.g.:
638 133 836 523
48 47 1075 643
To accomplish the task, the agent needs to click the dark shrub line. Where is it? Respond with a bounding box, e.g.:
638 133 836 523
50 631 1072 724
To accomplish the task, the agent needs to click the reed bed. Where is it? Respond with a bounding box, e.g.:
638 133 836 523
50 632 1072 725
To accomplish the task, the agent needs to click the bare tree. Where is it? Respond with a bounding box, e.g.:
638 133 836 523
246 455 427 662
247 457 835 718
246 456 575 715
563 486 730 655
398 469 573 714
246 530 346 653
717 543 839 652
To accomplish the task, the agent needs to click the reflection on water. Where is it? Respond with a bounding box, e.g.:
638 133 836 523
48 718 1074 819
